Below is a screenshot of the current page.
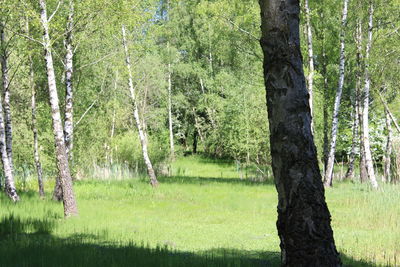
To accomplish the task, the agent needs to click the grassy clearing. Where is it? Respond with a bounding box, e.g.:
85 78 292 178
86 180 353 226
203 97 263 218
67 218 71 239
0 155 399 266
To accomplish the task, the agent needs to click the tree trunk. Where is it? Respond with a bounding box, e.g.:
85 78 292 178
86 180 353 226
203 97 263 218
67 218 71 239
361 0 378 189
192 128 198 154
259 1 341 266
168 59 174 158
0 23 18 202
304 0 314 121
324 0 349 187
345 89 360 179
39 0 78 217
0 22 14 174
322 24 329 171
121 25 158 187
383 107 392 183
26 20 45 198
64 0 74 160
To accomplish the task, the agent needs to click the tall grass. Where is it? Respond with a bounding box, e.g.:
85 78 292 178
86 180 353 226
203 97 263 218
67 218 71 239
0 155 398 266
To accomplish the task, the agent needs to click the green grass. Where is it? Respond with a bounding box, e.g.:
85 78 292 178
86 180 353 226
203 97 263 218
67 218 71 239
0 155 399 266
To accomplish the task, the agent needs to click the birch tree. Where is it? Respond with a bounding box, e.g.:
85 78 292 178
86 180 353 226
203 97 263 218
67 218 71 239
25 17 45 197
383 107 392 183
39 0 78 216
361 0 378 189
121 25 158 187
0 21 14 174
259 0 341 265
304 0 314 119
324 0 349 187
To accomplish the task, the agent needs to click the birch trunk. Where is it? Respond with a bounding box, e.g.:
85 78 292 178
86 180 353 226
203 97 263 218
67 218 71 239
121 25 158 187
324 0 349 187
0 23 18 201
168 61 174 158
0 22 13 173
353 20 368 183
304 0 314 119
30 58 45 198
345 91 360 179
39 0 78 216
361 1 378 189
26 19 45 197
259 1 341 265
64 0 74 159
322 25 329 170
383 107 392 183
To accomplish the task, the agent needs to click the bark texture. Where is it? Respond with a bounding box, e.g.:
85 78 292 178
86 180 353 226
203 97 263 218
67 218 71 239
324 0 349 187
27 18 45 197
64 0 74 160
383 107 392 183
0 23 18 201
304 0 314 119
259 1 341 266
0 22 14 173
40 0 78 216
122 25 158 187
361 1 378 189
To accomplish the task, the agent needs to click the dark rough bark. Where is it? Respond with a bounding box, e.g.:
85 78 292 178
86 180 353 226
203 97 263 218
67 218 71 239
259 1 341 266
40 0 78 217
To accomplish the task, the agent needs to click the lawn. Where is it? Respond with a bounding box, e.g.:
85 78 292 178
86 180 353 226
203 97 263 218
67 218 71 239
0 155 399 266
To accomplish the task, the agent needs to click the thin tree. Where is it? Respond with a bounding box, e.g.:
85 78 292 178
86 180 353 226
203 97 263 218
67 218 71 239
304 0 314 119
0 21 14 174
383 106 392 183
121 25 158 187
0 22 18 201
324 0 349 187
25 18 44 197
39 0 78 216
53 0 75 201
258 1 341 265
167 43 174 158
361 0 378 189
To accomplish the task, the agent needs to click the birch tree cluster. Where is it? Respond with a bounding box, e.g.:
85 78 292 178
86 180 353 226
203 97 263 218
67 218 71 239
0 0 399 204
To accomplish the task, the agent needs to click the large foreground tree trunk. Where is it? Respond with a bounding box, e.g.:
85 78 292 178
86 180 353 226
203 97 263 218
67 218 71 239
121 25 158 187
39 0 78 217
259 1 341 266
361 0 378 189
324 0 349 187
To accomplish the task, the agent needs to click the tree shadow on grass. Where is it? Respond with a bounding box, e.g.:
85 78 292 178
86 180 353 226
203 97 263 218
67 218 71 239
158 175 275 186
0 215 385 267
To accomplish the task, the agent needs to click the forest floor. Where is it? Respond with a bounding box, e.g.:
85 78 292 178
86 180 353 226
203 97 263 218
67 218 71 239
0 155 399 266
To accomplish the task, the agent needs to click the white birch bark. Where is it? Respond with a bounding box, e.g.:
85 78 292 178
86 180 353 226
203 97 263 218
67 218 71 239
0 22 13 173
168 60 174 157
0 22 18 201
304 0 314 118
64 0 74 160
25 19 45 197
324 0 349 187
362 1 378 189
121 25 158 187
383 107 392 183
39 0 78 216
